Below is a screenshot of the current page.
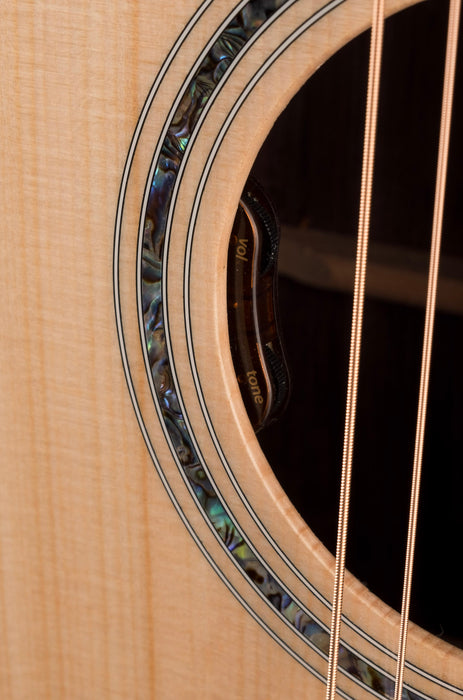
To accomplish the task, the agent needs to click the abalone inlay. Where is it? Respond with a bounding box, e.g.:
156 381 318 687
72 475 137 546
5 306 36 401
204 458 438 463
140 1 422 698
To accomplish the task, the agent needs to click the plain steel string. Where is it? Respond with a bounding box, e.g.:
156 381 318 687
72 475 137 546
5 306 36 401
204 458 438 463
393 1 461 698
325 1 385 698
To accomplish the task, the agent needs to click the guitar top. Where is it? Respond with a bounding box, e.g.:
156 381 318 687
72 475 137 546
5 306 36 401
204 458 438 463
1 1 461 698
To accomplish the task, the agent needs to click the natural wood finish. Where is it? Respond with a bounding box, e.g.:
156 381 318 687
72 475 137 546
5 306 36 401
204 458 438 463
1 1 461 698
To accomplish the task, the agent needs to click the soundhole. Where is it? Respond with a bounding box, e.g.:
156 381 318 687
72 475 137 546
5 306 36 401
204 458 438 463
248 0 463 647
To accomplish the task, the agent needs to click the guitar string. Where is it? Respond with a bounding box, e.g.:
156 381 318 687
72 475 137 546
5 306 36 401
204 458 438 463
325 1 385 698
393 1 462 698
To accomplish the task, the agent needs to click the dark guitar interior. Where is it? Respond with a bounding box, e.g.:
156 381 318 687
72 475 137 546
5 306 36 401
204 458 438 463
248 0 463 646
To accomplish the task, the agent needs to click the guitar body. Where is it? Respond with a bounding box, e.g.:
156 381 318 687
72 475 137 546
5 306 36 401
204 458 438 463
1 1 461 698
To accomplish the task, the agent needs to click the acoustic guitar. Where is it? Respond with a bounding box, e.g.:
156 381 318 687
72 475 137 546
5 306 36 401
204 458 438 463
1 1 461 698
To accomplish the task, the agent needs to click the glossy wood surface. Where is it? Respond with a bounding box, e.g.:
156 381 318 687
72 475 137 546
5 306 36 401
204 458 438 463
1 1 461 698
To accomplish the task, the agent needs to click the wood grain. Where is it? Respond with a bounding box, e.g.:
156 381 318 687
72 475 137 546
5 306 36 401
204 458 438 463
1 1 461 698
